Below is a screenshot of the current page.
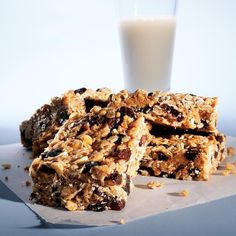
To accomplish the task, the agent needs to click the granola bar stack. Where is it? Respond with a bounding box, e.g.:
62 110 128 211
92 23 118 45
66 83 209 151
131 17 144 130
20 88 226 211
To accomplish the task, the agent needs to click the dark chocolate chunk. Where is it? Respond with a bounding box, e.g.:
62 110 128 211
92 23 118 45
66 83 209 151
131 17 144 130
139 105 153 114
74 87 87 94
87 202 107 212
160 103 184 121
156 151 168 161
185 148 199 161
119 106 136 118
58 110 69 125
216 135 224 143
188 167 200 179
105 171 122 185
41 148 62 159
84 99 109 112
114 134 125 145
82 162 99 174
117 148 131 160
138 166 155 176
148 92 154 97
38 165 56 174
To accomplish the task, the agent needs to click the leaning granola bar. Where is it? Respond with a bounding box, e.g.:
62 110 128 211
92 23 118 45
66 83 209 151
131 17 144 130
108 89 218 132
20 88 112 156
139 132 226 180
30 107 148 211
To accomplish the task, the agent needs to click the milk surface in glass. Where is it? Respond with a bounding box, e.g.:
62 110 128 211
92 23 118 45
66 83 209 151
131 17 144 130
119 16 176 92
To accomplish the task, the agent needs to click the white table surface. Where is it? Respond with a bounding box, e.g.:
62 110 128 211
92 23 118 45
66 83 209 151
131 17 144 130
1 1 236 235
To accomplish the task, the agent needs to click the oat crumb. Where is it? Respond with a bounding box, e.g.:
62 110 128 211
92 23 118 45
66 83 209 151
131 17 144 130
1 164 11 170
222 170 230 176
5 176 8 181
147 181 164 189
226 162 235 171
119 218 125 224
179 189 189 197
227 147 235 157
25 180 31 187
24 166 30 172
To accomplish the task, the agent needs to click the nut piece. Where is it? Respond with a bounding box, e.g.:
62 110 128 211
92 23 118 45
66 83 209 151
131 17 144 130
1 164 11 170
119 218 125 224
147 181 164 189
179 189 189 197
227 147 235 157
226 162 235 171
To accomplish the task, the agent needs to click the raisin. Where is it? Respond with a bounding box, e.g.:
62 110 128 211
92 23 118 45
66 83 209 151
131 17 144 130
160 104 184 121
156 151 168 161
74 87 87 94
110 199 126 211
119 107 136 118
185 148 199 161
84 99 109 112
82 162 99 174
216 135 224 143
139 135 147 146
117 148 131 160
105 171 122 185
142 105 153 114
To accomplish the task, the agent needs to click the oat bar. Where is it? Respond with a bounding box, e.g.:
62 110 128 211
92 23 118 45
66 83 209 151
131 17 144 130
108 89 218 132
30 107 148 211
139 133 226 180
20 88 112 156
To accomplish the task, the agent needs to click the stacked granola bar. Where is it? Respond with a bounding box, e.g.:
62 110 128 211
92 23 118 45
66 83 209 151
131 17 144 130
21 88 226 211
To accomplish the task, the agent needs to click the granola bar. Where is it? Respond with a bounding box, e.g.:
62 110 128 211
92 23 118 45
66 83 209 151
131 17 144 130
108 89 218 132
139 133 226 180
29 107 148 211
20 88 112 156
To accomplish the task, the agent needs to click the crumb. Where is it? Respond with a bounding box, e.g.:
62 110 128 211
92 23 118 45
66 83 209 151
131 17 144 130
179 189 189 197
24 166 30 172
5 176 8 181
25 180 31 187
119 218 125 224
147 181 164 189
227 147 235 157
222 170 230 176
232 170 236 175
1 164 11 170
226 162 235 171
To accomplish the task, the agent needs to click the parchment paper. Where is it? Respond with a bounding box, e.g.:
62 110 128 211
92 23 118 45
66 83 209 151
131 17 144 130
0 136 236 226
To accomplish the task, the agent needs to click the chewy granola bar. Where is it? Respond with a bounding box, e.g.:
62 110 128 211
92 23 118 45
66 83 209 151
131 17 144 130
108 89 218 133
30 107 148 211
139 132 226 180
20 88 112 156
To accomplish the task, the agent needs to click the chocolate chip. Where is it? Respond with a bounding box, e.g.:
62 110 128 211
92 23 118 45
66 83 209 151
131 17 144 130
82 162 99 174
117 148 131 160
139 135 147 146
185 148 199 161
160 104 184 121
119 107 136 118
110 199 126 211
74 87 87 94
156 151 168 161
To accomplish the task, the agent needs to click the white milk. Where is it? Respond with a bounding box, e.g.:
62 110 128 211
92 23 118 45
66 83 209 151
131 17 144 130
119 17 176 92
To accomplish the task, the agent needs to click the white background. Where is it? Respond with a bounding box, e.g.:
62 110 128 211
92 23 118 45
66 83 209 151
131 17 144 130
0 0 236 144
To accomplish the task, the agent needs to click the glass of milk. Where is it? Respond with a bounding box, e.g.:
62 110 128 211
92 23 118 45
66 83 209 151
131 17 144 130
117 0 177 92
